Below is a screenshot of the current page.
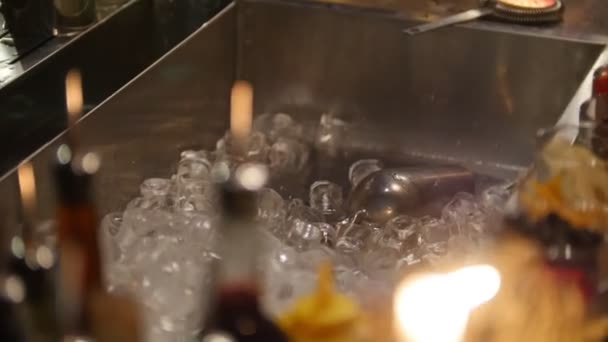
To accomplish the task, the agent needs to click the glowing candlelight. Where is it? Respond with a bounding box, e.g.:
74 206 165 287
65 69 83 149
17 162 37 221
230 80 253 156
66 69 83 127
393 265 501 342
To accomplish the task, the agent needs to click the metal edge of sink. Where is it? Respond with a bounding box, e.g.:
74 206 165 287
240 0 607 137
0 0 602 211
239 0 607 178
285 0 608 44
0 2 237 259
0 0 605 256
0 0 230 176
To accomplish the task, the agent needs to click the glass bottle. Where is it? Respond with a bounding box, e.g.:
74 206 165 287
508 123 605 303
53 0 96 36
8 225 61 342
199 163 288 342
53 144 103 337
4 162 61 341
592 65 608 158
53 144 144 342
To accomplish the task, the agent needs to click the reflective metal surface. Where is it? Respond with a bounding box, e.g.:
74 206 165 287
403 7 492 35
0 3 236 255
0 0 605 258
0 0 228 175
302 0 608 42
346 166 474 223
240 0 604 179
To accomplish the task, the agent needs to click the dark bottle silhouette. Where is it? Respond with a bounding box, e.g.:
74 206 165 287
199 164 288 342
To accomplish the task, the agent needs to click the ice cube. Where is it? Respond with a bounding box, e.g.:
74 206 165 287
286 220 322 251
268 138 310 173
416 216 449 244
174 178 213 214
316 113 346 157
271 113 303 141
140 178 172 198
257 187 286 235
335 222 371 255
284 199 325 249
479 183 512 213
317 222 337 247
441 193 486 239
254 113 303 142
100 212 123 263
177 157 211 182
216 131 269 163
127 196 164 211
287 199 324 223
367 228 402 253
180 149 213 164
348 159 383 188
385 215 421 252
309 180 344 221
360 247 400 280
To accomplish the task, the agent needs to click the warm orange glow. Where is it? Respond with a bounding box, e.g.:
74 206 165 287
17 162 37 218
499 0 557 9
65 69 83 127
230 80 253 153
394 265 501 342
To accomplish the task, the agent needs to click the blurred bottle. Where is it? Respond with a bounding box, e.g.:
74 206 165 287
592 64 608 158
0 279 26 342
53 0 96 36
53 144 143 341
7 226 61 342
199 164 288 342
4 162 61 341
509 124 604 305
505 214 602 302
53 144 103 338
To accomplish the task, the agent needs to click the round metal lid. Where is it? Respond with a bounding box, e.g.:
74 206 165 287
497 0 558 9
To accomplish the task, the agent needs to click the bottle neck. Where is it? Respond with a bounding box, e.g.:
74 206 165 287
217 217 260 289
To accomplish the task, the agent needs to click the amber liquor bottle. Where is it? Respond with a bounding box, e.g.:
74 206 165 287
53 145 103 337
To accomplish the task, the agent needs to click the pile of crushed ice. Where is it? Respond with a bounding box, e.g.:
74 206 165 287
100 113 512 341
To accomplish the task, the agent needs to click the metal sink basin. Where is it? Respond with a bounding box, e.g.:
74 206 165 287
0 0 606 246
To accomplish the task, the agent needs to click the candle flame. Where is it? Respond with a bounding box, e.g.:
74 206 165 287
394 264 501 342
230 80 253 154
17 162 37 219
65 69 83 127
